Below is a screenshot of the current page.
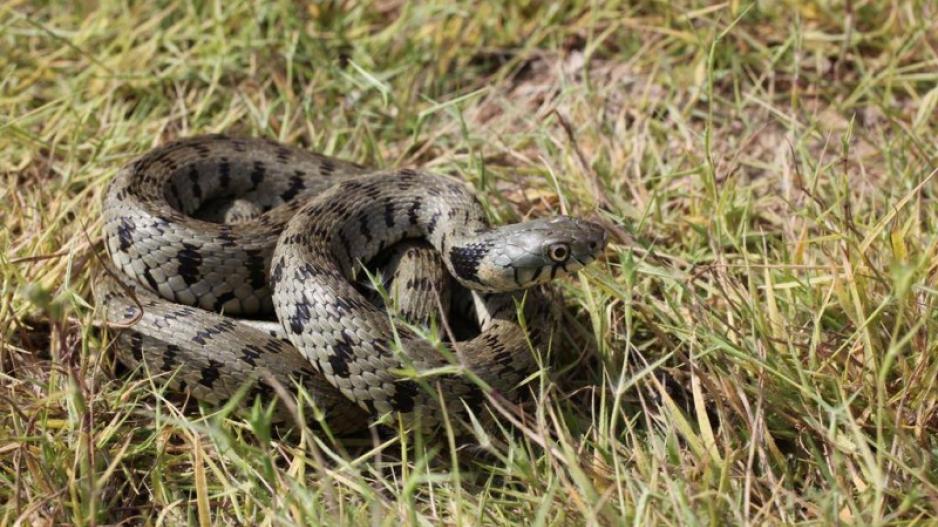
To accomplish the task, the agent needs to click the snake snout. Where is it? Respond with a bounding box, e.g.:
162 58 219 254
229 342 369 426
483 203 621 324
552 217 607 267
471 216 608 290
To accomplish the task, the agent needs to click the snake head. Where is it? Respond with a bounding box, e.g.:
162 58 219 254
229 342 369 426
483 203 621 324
450 216 608 291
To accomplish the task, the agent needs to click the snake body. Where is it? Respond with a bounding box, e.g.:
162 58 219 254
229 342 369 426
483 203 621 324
100 135 606 426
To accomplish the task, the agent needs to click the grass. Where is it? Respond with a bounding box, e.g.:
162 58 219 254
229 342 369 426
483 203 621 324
2 0 938 524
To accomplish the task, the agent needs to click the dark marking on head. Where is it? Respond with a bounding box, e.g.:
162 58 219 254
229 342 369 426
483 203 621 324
448 242 492 284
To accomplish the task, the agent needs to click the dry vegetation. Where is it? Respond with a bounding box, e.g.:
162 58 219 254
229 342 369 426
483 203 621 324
2 1 937 525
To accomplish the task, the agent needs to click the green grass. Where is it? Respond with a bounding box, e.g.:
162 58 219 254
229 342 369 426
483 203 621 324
2 0 938 524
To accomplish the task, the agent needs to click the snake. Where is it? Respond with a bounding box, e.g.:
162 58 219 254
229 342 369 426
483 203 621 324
98 135 607 429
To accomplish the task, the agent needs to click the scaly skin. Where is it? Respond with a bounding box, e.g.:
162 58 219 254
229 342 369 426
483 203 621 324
100 135 607 428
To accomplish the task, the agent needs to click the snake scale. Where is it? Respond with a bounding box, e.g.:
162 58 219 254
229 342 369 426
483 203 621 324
99 135 607 429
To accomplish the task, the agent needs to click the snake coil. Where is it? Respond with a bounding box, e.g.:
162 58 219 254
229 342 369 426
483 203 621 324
99 135 607 429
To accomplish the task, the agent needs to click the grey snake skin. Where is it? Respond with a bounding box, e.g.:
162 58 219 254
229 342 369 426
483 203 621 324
99 135 607 429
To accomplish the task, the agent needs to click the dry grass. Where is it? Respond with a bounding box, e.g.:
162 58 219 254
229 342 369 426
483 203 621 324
2 1 938 525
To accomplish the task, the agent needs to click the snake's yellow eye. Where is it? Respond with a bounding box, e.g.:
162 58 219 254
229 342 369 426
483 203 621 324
548 243 570 262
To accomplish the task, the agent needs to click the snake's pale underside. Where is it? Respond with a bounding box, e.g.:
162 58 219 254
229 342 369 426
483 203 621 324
99 135 607 431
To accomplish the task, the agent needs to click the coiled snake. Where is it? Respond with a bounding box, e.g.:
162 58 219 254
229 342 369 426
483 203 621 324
99 135 607 430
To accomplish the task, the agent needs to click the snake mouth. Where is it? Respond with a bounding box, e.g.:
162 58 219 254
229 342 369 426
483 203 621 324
572 253 596 269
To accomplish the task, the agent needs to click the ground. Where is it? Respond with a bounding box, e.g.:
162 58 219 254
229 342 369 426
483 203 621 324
2 1 937 525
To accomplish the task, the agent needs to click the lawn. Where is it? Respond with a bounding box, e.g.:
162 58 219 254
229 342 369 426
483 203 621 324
2 1 937 525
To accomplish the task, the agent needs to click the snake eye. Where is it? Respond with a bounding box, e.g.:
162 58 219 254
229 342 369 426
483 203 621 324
548 243 570 263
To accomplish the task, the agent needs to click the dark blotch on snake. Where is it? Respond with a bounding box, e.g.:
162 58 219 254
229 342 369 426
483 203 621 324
269 259 285 285
263 339 284 354
358 214 372 243
141 269 160 292
407 201 421 225
217 225 238 247
337 232 353 261
320 158 335 176
192 320 236 345
219 158 231 188
392 380 418 413
280 171 306 201
289 301 312 335
192 141 210 157
199 359 223 388
245 249 267 290
176 242 203 286
250 382 275 402
128 333 144 361
212 291 236 312
448 241 492 284
187 166 202 200
328 330 356 377
162 344 180 370
250 161 266 190
426 211 441 235
116 218 136 251
384 203 395 228
240 344 263 367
